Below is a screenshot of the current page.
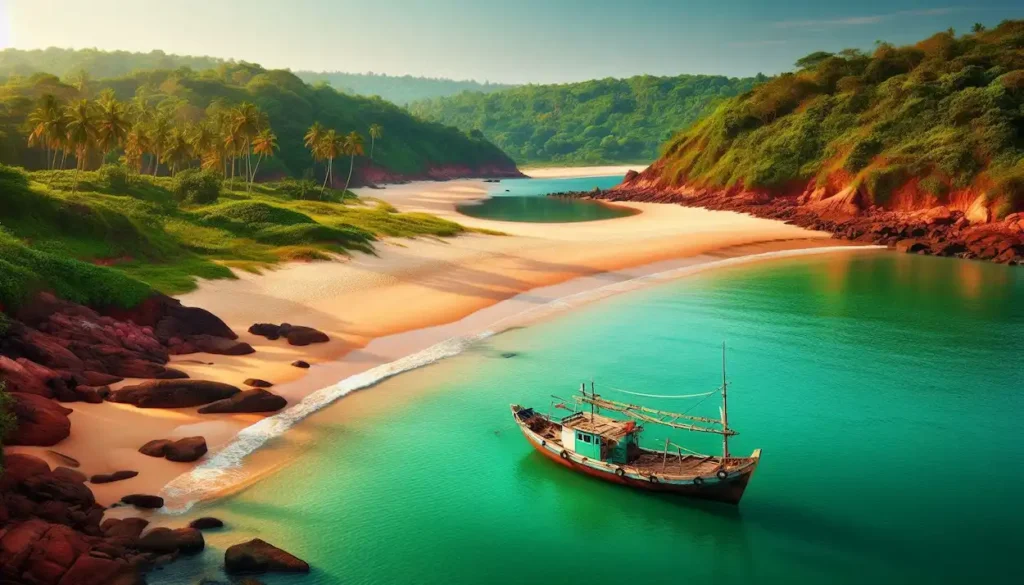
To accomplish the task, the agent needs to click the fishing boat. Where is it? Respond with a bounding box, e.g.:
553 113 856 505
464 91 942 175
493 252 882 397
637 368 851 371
510 346 761 505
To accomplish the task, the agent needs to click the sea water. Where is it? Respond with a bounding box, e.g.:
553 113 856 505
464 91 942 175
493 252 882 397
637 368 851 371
455 174 634 222
159 252 1023 585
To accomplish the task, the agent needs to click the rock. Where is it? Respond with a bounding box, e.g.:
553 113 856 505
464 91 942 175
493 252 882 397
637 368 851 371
290 360 310 369
198 389 287 414
114 359 189 379
623 169 639 183
923 206 954 225
138 439 172 458
57 554 144 585
895 238 931 253
249 323 329 346
51 467 87 484
90 470 139 484
136 527 205 556
80 371 123 386
164 437 208 462
243 378 273 388
224 538 310 575
101 517 149 539
189 517 224 530
190 334 255 356
0 356 57 397
45 450 80 468
109 379 240 408
22 474 95 507
0 453 51 489
6 392 72 446
965 194 991 224
248 323 282 340
120 494 164 509
74 385 109 404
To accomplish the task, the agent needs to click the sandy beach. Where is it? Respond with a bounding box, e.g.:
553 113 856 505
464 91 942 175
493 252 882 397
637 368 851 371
7 167 854 515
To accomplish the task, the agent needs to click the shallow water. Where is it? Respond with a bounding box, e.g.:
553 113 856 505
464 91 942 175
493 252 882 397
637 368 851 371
455 174 632 222
159 252 1023 585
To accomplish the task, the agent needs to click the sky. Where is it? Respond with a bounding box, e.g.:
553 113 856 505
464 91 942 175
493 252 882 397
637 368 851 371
0 0 1020 84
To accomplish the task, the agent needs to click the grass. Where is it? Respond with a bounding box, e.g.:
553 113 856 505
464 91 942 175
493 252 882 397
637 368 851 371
0 165 471 308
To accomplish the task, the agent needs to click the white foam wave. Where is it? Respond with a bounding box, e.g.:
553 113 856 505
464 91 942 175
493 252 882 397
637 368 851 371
159 244 883 512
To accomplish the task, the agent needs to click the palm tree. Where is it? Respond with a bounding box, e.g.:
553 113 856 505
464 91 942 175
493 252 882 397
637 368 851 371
123 127 146 177
231 102 265 190
188 122 217 162
161 128 191 176
341 131 365 195
223 123 245 186
148 114 172 176
27 94 62 169
249 128 278 183
368 123 383 161
305 121 326 186
95 97 129 163
64 99 97 192
317 129 342 198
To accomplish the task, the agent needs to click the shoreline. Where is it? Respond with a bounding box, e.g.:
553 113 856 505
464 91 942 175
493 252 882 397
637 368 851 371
7 167 860 523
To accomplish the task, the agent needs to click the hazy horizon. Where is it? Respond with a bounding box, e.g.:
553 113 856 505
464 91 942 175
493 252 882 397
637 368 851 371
1 1 1021 84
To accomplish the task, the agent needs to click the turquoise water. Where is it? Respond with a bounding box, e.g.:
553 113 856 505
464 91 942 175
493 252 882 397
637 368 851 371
162 252 1023 585
455 174 633 222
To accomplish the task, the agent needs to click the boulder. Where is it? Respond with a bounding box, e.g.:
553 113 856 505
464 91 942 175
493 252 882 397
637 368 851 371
290 360 310 369
57 554 144 585
224 538 310 575
243 378 273 388
164 437 208 463
189 334 255 356
120 494 164 509
51 467 87 484
189 517 224 530
90 470 139 484
249 323 329 346
22 474 95 507
6 392 72 446
138 439 172 458
0 453 51 489
101 517 149 539
198 389 287 414
136 527 205 556
0 356 58 397
247 323 283 340
74 385 109 404
80 371 123 386
109 380 240 408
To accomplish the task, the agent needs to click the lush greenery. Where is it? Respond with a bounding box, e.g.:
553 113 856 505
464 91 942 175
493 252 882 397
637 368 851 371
657 21 1024 215
409 74 761 165
0 60 515 181
0 164 470 306
0 47 514 105
295 71 514 104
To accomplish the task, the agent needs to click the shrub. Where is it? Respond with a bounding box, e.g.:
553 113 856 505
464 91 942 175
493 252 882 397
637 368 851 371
845 137 883 172
97 164 130 191
279 179 321 201
173 169 222 204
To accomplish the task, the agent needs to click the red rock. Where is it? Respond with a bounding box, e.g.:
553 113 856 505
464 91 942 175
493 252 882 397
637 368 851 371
57 554 144 585
136 527 204 555
0 453 51 489
138 439 172 457
0 356 56 397
89 470 138 484
80 371 123 386
101 517 149 539
120 494 164 509
6 392 72 446
198 389 287 414
109 379 239 408
189 334 255 356
0 519 51 575
244 378 273 388
51 467 87 484
895 238 930 253
164 437 207 462
249 323 329 346
224 538 310 575
74 385 109 404
22 474 95 507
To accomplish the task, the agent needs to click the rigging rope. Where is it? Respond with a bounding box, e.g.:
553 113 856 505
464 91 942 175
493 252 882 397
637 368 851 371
603 385 717 400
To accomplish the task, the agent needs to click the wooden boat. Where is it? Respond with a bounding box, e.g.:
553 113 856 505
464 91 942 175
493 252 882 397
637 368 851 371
511 346 761 505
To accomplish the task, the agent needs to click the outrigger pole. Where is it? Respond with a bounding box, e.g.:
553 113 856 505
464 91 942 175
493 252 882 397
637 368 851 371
721 342 730 459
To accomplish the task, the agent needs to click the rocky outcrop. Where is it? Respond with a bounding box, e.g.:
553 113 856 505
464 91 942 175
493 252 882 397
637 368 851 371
136 527 204 556
6 392 72 446
248 323 329 346
163 437 207 463
225 538 310 575
109 380 240 408
197 389 287 414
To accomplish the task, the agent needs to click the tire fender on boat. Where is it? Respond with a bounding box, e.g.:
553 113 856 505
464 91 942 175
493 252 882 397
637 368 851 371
693 477 705 486
615 467 626 478
716 469 728 480
649 474 659 483
541 440 546 447
560 450 570 460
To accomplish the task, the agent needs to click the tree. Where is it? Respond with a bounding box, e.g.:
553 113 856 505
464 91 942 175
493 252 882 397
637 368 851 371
341 130 365 195
972 23 986 34
65 99 97 191
795 51 834 70
368 123 383 161
317 129 342 197
95 97 129 162
148 113 172 175
249 128 278 183
231 102 265 190
26 94 63 169
161 128 191 176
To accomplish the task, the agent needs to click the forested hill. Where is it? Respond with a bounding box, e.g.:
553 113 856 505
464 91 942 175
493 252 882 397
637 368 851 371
638 20 1024 219
0 48 512 104
295 71 514 104
408 74 761 165
0 61 517 181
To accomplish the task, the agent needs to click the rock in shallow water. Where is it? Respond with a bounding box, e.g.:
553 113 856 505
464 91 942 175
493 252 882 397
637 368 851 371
198 389 287 414
189 517 225 530
164 437 208 462
225 538 310 575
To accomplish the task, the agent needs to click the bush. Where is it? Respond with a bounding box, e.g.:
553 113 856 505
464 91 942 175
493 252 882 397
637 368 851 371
173 169 222 204
279 179 321 201
845 137 883 172
97 164 130 191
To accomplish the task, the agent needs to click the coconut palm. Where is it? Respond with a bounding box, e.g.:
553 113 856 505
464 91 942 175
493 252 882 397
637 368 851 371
148 114 172 176
249 128 278 183
223 123 245 186
317 129 342 198
123 127 146 176
230 102 265 190
368 123 383 161
341 131 365 195
95 97 129 162
64 99 98 192
27 94 63 169
161 128 191 176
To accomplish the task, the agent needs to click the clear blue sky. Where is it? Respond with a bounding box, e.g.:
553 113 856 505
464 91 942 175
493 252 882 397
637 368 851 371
1 1 1019 83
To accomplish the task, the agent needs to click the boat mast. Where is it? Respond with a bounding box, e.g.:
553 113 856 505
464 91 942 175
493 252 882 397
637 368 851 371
721 342 730 459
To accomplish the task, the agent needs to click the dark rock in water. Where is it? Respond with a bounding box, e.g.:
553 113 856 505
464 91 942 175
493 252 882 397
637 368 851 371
243 378 273 388
137 527 205 555
139 439 172 458
189 517 225 530
6 392 72 446
121 494 164 509
90 470 139 484
110 379 240 408
198 389 287 414
290 360 310 369
164 437 208 462
500 352 519 359
102 517 150 538
52 466 88 484
225 538 310 575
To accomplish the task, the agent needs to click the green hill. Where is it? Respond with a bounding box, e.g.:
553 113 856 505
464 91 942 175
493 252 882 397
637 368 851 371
408 74 760 165
644 21 1024 218
0 47 513 105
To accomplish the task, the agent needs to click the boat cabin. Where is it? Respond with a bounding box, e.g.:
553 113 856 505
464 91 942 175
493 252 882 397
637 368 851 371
560 411 641 464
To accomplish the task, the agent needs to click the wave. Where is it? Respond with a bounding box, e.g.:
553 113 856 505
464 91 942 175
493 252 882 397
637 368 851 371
159 244 883 512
